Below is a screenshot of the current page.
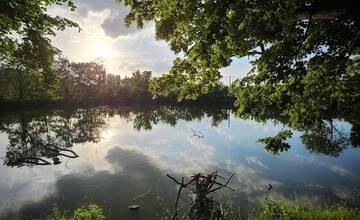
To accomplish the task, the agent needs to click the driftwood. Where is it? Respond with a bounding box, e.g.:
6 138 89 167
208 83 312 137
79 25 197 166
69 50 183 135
167 171 235 220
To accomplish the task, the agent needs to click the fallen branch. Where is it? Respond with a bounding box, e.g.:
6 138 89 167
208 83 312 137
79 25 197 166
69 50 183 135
167 171 235 219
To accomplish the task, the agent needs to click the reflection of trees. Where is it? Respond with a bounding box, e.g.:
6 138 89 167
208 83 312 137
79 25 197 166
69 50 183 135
0 105 230 167
126 105 230 131
0 108 108 167
301 121 349 157
261 119 359 157
350 123 360 147
1 105 358 167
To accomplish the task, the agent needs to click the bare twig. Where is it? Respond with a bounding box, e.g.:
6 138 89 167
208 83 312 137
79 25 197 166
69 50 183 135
167 171 235 219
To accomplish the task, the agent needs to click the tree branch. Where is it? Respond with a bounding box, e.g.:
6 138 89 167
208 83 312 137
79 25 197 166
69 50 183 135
295 13 313 58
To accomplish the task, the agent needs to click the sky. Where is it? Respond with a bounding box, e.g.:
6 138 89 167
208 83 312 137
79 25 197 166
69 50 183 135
48 0 252 82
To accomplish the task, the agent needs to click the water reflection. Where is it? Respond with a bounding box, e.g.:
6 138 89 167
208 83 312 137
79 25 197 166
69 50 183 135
3 148 175 219
0 106 358 168
0 105 359 219
0 108 108 167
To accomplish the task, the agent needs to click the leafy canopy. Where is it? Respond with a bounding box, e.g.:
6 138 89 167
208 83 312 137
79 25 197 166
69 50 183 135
0 0 79 70
118 0 359 119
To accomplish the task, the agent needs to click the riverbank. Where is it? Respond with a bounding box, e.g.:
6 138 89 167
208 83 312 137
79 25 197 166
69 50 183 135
41 198 360 220
0 96 235 113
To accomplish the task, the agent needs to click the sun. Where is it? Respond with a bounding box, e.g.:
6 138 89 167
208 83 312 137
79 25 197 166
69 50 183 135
92 43 110 59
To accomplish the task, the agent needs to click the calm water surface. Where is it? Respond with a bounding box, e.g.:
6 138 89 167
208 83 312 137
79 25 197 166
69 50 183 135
0 105 359 219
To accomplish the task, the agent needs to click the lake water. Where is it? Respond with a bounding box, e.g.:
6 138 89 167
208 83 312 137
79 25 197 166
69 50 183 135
0 105 359 219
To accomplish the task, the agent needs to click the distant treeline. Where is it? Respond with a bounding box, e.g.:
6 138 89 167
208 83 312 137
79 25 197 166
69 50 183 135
0 58 233 108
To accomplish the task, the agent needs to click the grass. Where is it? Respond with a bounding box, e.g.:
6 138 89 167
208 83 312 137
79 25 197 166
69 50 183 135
41 199 360 220
247 198 360 220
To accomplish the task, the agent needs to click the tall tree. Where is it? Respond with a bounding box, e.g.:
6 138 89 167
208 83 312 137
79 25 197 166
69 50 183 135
0 0 79 68
0 0 79 100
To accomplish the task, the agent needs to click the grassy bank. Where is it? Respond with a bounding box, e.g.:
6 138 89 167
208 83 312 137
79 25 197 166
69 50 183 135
41 198 360 220
247 198 360 220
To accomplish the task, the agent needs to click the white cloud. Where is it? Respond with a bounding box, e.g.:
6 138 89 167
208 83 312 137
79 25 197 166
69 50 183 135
48 0 251 79
246 156 268 169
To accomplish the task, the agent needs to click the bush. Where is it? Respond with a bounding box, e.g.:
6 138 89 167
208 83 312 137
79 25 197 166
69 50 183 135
44 204 105 220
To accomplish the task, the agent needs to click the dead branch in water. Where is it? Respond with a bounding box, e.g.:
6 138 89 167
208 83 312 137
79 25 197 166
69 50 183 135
167 171 235 220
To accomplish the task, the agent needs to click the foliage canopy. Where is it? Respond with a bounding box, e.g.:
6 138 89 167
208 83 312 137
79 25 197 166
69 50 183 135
0 0 80 100
1 0 79 68
118 0 359 122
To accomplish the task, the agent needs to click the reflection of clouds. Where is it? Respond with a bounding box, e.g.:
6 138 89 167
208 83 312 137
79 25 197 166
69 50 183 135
148 138 170 146
174 137 217 174
292 153 316 163
186 137 215 157
212 127 235 142
291 154 355 179
245 156 268 170
0 163 63 213
1 109 360 217
3 148 175 219
225 160 280 194
87 118 219 175
330 165 355 177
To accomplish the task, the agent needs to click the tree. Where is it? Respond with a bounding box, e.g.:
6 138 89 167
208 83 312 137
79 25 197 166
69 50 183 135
0 0 79 68
118 0 360 127
1 0 80 101
120 70 152 101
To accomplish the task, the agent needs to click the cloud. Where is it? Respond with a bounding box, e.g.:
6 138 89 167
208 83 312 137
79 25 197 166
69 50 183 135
73 0 118 16
101 13 138 38
117 58 173 75
48 0 251 79
73 0 143 38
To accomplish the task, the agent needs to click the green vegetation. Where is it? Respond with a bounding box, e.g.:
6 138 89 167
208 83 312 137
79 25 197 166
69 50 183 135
248 198 360 220
39 199 360 220
257 130 293 155
119 0 359 117
0 57 230 105
1 2 360 219
2 1 358 143
0 59 153 103
54 58 153 103
1 0 79 100
43 204 105 220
